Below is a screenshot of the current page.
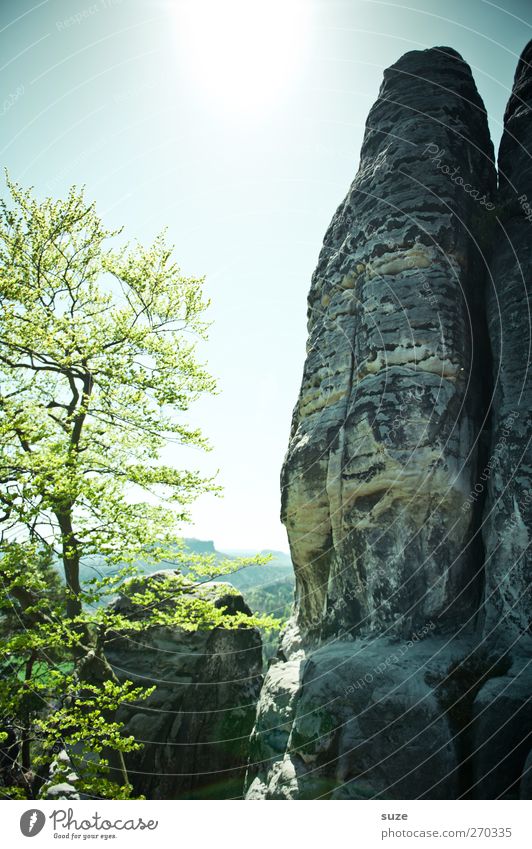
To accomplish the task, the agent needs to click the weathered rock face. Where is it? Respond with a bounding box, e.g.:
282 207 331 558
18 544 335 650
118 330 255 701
483 40 532 649
105 572 263 800
246 635 530 800
247 635 462 800
282 46 495 640
246 43 532 801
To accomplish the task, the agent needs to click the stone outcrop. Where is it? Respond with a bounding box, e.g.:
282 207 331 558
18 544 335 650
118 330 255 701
245 43 532 800
482 40 532 648
247 635 462 799
281 46 495 641
105 572 263 799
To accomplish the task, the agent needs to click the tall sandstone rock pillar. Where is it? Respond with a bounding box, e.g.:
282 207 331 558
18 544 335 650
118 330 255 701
245 45 532 801
282 46 495 640
468 41 532 802
482 41 532 649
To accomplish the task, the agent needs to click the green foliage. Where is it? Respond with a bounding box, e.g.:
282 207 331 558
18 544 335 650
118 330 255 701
2 784 28 799
0 179 279 799
33 677 152 754
115 572 280 632
0 178 217 568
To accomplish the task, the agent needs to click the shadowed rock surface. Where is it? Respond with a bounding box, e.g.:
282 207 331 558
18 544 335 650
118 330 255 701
482 40 532 649
105 572 263 799
245 44 531 801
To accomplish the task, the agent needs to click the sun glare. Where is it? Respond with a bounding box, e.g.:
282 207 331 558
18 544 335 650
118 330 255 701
176 0 312 115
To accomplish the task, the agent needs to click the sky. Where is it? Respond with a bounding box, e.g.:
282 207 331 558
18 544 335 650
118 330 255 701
1 0 531 551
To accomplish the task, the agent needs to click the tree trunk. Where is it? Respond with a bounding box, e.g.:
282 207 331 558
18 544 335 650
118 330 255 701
56 510 83 620
56 507 130 789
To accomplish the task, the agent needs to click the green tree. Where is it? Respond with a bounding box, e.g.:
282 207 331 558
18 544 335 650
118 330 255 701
0 179 276 799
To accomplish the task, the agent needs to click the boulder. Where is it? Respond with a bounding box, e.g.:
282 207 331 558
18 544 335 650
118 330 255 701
246 635 466 799
105 571 263 799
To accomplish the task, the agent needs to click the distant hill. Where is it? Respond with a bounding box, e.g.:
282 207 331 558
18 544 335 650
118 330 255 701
73 538 295 665
76 538 294 595
183 538 217 555
181 538 293 590
184 540 295 661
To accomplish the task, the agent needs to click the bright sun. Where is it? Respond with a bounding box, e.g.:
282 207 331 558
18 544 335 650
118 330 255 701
176 0 312 115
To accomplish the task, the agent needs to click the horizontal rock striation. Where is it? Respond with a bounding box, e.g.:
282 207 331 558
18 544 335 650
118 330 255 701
282 46 496 640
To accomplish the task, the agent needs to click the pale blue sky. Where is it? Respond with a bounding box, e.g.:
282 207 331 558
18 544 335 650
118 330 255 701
1 0 531 550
